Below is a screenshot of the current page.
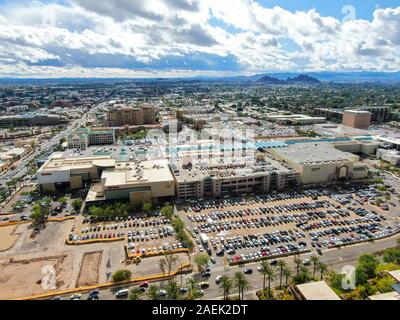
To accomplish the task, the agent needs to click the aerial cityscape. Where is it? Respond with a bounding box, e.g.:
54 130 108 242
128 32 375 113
1 0 400 305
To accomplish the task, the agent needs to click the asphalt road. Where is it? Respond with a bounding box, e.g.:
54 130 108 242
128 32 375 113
56 233 399 301
0 102 106 188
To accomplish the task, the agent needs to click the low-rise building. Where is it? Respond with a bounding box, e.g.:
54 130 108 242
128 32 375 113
266 114 326 125
0 114 68 127
270 142 369 186
67 127 115 149
294 281 340 300
376 149 400 165
37 153 175 204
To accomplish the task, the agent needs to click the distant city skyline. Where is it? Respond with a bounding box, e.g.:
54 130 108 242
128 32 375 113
0 0 399 78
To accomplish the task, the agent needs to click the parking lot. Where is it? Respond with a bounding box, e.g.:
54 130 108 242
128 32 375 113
70 214 187 257
178 186 400 266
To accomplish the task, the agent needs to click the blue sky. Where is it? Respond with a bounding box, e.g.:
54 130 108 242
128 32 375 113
0 0 398 78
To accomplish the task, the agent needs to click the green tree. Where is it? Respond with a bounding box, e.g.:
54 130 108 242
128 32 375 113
129 287 143 300
186 277 200 300
219 275 233 300
58 197 68 207
310 255 319 277
258 260 271 291
355 254 379 285
194 253 209 273
72 199 83 212
293 255 302 277
278 260 287 288
31 203 49 224
160 205 174 219
112 269 132 282
147 284 160 300
293 266 313 285
318 263 328 281
142 202 153 213
165 280 180 300
283 267 292 287
233 272 251 300
383 248 400 265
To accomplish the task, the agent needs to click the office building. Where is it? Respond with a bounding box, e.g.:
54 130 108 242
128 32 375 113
67 128 115 149
342 110 372 129
107 104 156 126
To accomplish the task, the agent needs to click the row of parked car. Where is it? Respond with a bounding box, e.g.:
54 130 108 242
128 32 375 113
126 226 174 243
227 244 309 264
187 200 331 223
192 207 351 234
316 224 398 248
184 190 325 212
81 218 171 234
127 242 184 255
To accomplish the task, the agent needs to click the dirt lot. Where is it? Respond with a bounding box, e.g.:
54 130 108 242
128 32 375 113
0 225 20 252
0 254 74 299
77 251 103 287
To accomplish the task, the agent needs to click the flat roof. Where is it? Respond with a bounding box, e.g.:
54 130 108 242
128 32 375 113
271 142 359 165
388 270 400 282
344 110 372 115
296 281 340 300
102 159 174 187
173 155 294 183
38 153 114 172
378 136 400 146
369 291 400 300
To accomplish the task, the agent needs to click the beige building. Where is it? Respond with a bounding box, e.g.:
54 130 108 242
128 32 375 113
37 153 115 193
38 153 175 204
342 110 372 129
270 143 369 186
107 104 156 126
294 281 340 300
94 159 175 204
172 155 300 200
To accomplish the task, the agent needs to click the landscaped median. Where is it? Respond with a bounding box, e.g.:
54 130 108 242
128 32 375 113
12 263 193 300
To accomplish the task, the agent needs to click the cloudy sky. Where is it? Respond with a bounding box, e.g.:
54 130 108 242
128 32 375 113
0 0 399 78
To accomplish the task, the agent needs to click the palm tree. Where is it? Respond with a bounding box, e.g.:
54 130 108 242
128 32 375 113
318 262 328 281
266 266 275 299
165 280 180 300
283 267 292 287
258 260 271 291
277 260 287 288
185 276 201 300
310 255 319 277
293 255 302 276
233 272 251 300
129 287 143 300
147 284 160 300
219 275 233 300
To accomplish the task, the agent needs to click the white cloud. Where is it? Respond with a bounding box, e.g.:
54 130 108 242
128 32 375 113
0 0 398 77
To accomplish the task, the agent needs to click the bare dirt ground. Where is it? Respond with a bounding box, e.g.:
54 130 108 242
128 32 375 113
0 254 73 299
0 225 20 252
77 251 103 287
